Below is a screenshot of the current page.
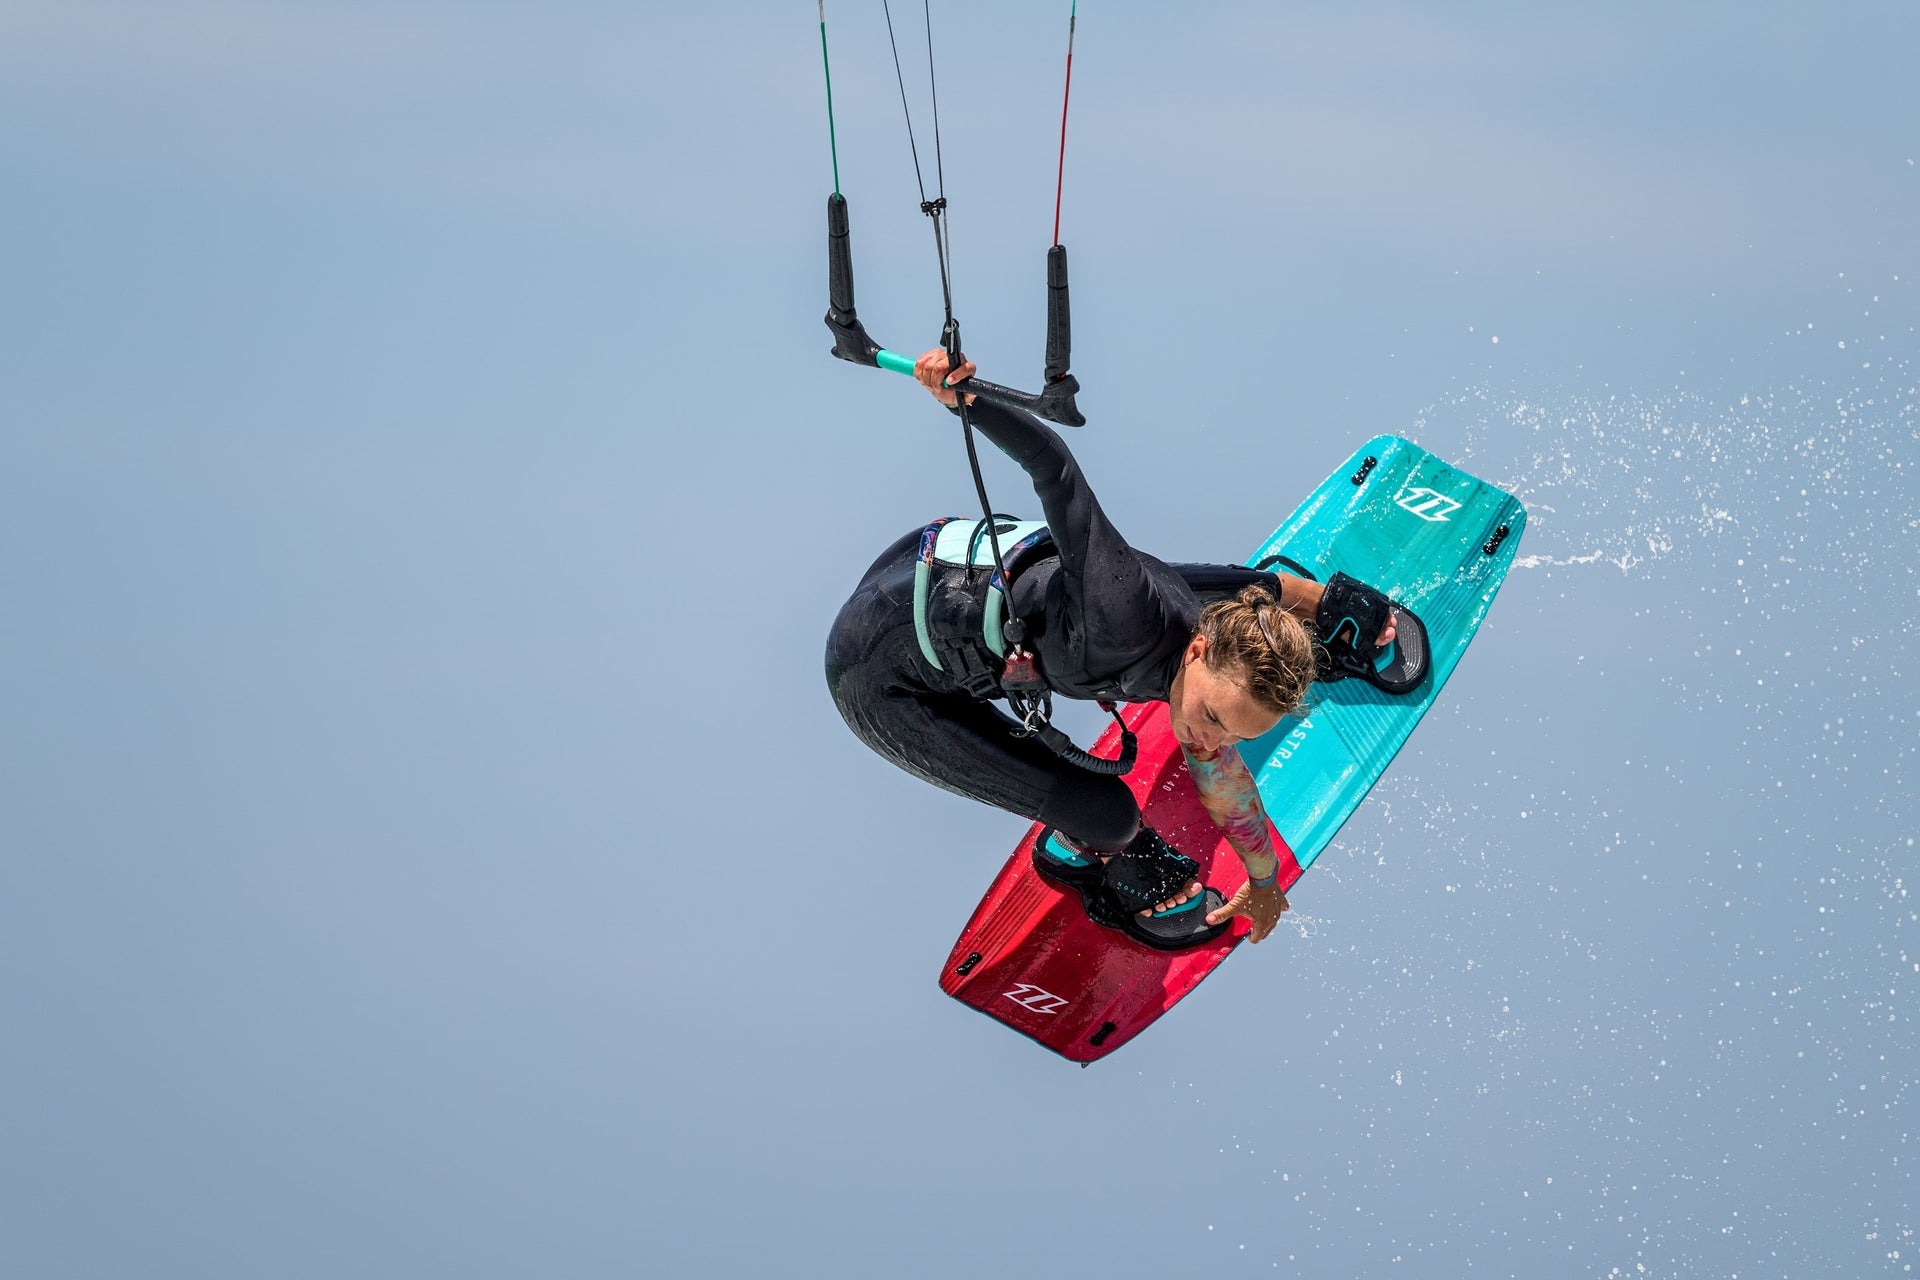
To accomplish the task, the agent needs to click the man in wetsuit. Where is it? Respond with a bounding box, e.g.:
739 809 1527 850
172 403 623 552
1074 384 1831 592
825 351 1403 947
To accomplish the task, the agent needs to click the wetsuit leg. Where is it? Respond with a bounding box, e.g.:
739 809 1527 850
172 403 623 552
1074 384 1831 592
827 622 1140 851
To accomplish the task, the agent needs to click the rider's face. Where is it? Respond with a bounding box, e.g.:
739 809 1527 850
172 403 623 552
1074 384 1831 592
1167 637 1283 756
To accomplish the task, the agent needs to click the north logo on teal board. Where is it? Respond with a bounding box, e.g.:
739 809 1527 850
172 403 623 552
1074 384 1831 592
1393 484 1465 521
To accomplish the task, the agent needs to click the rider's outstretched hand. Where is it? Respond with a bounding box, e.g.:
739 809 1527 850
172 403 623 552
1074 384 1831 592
1206 880 1290 944
913 349 977 408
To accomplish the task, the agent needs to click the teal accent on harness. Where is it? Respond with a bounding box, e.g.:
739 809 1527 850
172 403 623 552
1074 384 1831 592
983 590 1013 657
933 517 1048 570
913 553 940 670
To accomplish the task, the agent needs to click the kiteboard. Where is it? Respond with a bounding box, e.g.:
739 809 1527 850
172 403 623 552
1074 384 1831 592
938 435 1526 1063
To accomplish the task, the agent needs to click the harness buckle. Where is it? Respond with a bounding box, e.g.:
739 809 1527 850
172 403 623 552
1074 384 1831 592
1000 646 1042 689
1001 645 1053 737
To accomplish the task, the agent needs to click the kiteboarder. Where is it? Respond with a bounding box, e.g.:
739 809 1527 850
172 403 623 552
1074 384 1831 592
824 350 1425 950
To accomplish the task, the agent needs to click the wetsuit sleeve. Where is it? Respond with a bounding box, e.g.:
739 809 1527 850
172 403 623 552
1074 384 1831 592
956 399 1128 579
1166 563 1282 607
956 398 1166 651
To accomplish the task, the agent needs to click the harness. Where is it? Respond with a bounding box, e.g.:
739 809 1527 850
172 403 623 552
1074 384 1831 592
912 516 1049 697
912 515 1135 776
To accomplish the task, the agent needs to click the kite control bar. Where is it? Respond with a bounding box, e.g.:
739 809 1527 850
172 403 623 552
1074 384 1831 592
825 194 1086 428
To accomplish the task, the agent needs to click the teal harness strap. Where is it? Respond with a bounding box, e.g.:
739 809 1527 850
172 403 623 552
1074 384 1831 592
931 516 1047 569
981 526 1052 655
913 557 941 670
913 518 958 671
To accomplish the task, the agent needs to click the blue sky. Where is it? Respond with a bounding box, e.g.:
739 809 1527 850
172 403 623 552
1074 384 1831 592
2 3 1915 1277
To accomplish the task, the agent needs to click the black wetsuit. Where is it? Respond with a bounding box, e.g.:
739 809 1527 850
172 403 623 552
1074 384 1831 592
824 398 1275 850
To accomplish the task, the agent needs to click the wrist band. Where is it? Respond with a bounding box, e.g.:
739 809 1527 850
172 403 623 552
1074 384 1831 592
1249 864 1279 888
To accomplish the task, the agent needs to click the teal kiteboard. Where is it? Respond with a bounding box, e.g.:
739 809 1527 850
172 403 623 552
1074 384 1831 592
1237 434 1526 866
941 435 1526 1061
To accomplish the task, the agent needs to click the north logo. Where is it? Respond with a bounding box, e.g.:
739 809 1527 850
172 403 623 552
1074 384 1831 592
1394 486 1463 522
1003 984 1069 1015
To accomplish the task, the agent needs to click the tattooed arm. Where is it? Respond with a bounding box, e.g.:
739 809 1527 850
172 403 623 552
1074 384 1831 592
1185 741 1292 943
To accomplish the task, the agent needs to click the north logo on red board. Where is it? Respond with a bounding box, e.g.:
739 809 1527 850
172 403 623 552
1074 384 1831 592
1002 984 1069 1014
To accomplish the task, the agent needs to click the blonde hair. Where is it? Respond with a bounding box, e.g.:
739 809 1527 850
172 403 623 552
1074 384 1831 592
1194 585 1317 718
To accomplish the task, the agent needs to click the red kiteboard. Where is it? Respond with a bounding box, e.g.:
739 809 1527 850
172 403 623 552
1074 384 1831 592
937 700 1304 1064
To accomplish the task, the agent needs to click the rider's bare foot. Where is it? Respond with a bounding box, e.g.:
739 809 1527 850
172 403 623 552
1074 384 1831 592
1051 832 1201 916
1097 852 1202 917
